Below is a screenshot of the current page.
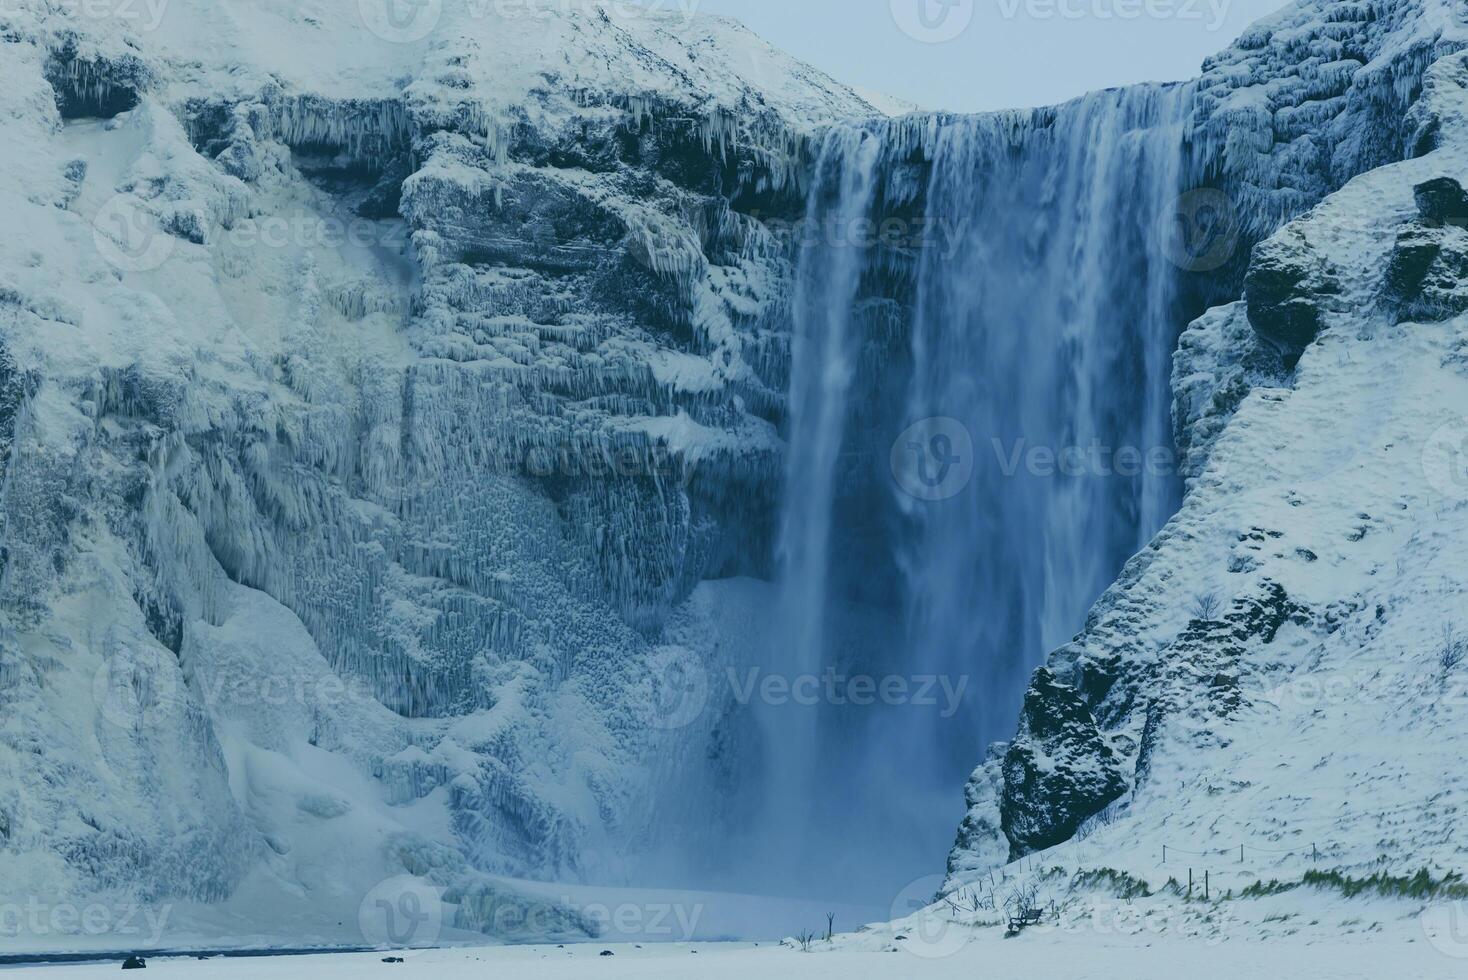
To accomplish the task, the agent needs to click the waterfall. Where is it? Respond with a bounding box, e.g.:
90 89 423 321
761 127 884 856
747 84 1196 907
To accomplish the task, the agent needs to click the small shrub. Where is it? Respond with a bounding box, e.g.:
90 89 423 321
1441 624 1465 672
1303 868 1468 900
1193 591 1221 621
1072 868 1153 899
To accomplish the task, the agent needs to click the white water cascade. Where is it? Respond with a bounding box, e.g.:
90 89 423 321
743 84 1198 908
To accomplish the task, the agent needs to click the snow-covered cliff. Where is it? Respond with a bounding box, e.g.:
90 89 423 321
945 0 1468 900
0 0 882 943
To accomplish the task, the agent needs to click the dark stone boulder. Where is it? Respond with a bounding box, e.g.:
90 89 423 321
1413 176 1468 226
1245 227 1338 366
121 956 146 970
1383 222 1468 323
999 668 1127 858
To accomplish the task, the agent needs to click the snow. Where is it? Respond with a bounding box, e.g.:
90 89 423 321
2 923 1466 979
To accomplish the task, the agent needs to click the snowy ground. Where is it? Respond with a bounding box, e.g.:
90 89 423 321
2 926 1464 979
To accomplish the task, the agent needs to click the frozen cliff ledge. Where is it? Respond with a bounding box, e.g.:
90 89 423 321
950 40 1468 895
0 0 880 939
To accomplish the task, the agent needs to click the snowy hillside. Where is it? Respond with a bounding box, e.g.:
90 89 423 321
944 0 1468 923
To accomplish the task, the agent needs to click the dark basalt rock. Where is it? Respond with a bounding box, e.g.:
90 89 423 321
1245 228 1339 365
1383 221 1468 323
121 956 146 970
1413 176 1468 225
999 668 1127 859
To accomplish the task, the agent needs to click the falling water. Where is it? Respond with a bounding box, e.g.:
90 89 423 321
746 83 1197 907
750 126 885 886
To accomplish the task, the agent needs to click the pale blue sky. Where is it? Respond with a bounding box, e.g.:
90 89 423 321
684 0 1295 112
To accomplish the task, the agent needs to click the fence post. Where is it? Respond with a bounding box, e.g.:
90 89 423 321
1239 844 1244 863
1312 843 1318 863
1205 871 1209 901
1188 869 1193 900
1162 844 1167 863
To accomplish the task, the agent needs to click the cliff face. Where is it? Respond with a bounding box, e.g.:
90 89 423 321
948 0 1468 887
0 0 878 938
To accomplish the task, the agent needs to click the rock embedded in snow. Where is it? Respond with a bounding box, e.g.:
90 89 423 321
998 668 1128 859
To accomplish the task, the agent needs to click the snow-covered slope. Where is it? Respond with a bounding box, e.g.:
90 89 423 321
945 0 1468 915
0 0 879 945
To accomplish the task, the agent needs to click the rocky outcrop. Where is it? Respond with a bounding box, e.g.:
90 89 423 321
1383 176 1468 322
1246 227 1341 363
999 669 1128 858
